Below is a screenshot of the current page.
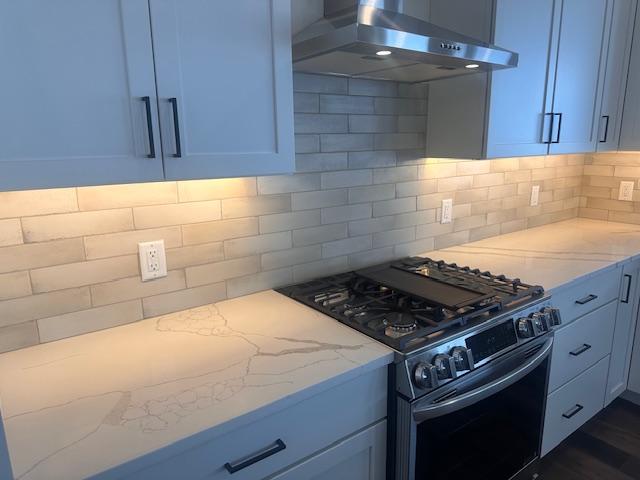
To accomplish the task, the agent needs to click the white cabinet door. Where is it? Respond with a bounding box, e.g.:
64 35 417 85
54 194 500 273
271 421 387 480
485 0 558 158
596 0 637 152
0 0 164 191
0 404 12 480
549 0 609 154
149 0 295 181
620 1 640 150
607 262 640 405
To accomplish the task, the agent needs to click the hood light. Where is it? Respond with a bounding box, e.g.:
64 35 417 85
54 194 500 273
376 50 392 56
465 64 480 69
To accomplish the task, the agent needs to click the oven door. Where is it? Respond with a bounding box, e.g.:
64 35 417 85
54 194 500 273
401 335 552 480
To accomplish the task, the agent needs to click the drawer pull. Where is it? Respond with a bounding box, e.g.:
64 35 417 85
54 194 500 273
575 294 598 305
622 274 632 304
224 439 286 474
569 344 592 357
562 404 584 419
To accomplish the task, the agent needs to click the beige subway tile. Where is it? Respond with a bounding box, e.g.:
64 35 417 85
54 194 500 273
501 195 529 209
490 158 519 172
0 219 23 247
437 176 473 192
323 235 372 258
182 218 259 246
456 160 490 176
614 165 640 178
418 163 457 179
517 205 543 218
583 165 615 176
556 165 583 178
31 255 139 293
373 197 416 217
23 209 134 243
257 174 320 194
531 167 557 181
91 270 186 307
222 194 291 219
488 184 517 200
609 211 640 224
454 214 486 232
416 222 454 239
567 155 586 166
186 256 260 288
435 231 470 249
77 183 177 210
504 170 532 184
473 173 504 187
500 219 527 234
132 201 221 229
587 175 622 188
487 209 518 225
262 245 322 270
0 271 32 301
142 283 227 318
0 287 91 328
0 238 85 274
293 223 348 247
224 232 292 259
544 155 568 167
519 156 546 169
396 179 437 197
292 189 348 210
259 210 321 233
563 197 581 209
293 256 349 282
178 178 257 202
0 322 39 354
0 188 77 219
470 199 503 215
579 208 609 221
586 197 633 212
166 242 224 270
469 224 501 241
455 188 488 204
84 227 182 259
227 268 293 298
38 300 143 343
394 237 435 257
417 192 448 210
349 247 395 269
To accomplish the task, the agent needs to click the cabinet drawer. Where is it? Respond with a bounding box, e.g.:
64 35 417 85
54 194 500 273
549 301 616 392
541 356 609 456
120 368 387 480
552 268 621 325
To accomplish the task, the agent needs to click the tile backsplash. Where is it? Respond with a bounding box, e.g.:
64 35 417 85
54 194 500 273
0 73 586 352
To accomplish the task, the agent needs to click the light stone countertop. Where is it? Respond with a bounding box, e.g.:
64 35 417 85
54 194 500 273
2 218 640 480
0 291 393 480
429 218 640 292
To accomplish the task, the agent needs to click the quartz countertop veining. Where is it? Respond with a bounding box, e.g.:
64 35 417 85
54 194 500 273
2 218 640 479
0 291 393 480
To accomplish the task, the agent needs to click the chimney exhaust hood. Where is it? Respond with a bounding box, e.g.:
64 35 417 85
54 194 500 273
293 0 518 83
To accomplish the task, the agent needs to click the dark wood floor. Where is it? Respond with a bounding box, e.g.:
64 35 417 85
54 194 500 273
534 398 640 479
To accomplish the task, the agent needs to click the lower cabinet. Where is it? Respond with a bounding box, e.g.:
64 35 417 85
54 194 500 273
271 421 386 480
0 407 12 480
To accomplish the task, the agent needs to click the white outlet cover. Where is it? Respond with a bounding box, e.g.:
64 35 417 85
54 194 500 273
619 181 635 201
441 199 453 224
530 185 540 207
138 240 167 282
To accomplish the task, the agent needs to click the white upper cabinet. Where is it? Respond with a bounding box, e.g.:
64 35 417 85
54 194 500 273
620 1 640 150
548 0 609 154
595 0 637 152
0 0 294 191
149 0 294 181
0 0 164 190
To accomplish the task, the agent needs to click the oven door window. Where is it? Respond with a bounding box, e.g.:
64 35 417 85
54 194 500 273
414 357 548 480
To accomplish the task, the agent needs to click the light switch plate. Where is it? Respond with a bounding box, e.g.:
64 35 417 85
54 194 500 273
138 240 167 282
441 199 453 224
530 185 540 207
619 181 635 201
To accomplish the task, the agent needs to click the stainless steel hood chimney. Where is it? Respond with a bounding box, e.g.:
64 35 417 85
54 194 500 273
293 0 518 83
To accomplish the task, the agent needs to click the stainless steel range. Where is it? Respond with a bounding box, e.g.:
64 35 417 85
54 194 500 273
278 257 562 480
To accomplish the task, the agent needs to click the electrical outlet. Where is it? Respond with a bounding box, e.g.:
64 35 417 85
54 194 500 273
619 181 635 201
138 240 167 282
441 199 453 224
530 185 540 207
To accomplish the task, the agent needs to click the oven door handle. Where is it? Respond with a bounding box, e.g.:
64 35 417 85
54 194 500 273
413 337 553 423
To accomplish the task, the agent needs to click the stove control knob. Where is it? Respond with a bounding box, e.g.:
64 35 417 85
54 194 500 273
542 307 562 327
432 354 457 380
516 318 534 338
451 347 474 371
414 362 438 390
530 312 546 333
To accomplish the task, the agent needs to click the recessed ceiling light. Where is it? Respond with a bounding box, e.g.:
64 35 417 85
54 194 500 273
465 64 480 69
376 50 392 56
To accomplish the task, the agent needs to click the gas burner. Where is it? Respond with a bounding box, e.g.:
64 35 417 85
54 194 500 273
383 312 418 338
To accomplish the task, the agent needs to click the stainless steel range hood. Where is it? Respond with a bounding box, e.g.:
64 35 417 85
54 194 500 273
293 0 518 83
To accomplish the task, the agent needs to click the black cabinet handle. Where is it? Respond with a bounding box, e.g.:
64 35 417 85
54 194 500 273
552 113 563 144
141 96 155 159
169 97 182 158
543 112 554 144
575 294 598 305
600 115 610 143
224 439 286 474
622 274 632 304
562 404 584 419
569 344 592 356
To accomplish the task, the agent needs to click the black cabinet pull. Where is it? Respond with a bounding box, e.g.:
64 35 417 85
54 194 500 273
600 115 610 143
224 439 286 474
552 112 563 144
543 112 554 144
569 344 592 356
575 294 598 305
562 404 584 419
169 97 182 158
141 96 155 159
622 274 632 304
